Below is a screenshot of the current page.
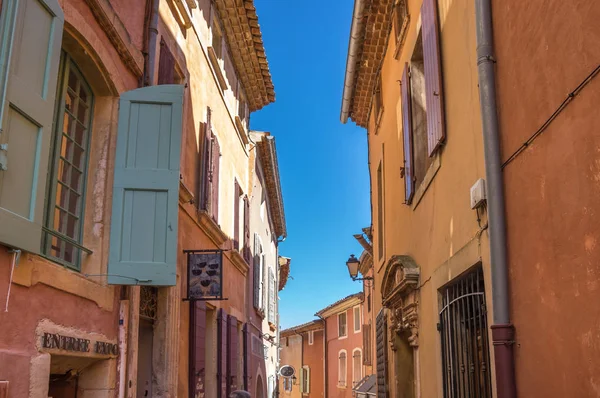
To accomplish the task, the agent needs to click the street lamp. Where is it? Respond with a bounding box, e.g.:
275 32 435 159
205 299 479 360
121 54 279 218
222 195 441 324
346 254 373 282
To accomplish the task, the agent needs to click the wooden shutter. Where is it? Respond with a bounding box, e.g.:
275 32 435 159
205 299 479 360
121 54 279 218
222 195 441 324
198 107 212 211
227 315 239 395
422 0 445 155
233 181 240 250
242 323 249 390
158 38 175 85
243 196 250 262
210 134 220 222
108 84 184 286
190 301 207 397
217 308 228 398
401 63 415 203
363 323 372 366
253 234 260 308
376 310 388 398
268 269 275 323
0 0 63 253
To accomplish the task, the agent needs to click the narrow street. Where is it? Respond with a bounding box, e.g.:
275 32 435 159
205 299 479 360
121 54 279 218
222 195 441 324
0 0 599 397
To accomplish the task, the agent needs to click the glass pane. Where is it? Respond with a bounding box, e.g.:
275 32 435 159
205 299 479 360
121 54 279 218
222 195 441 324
56 182 68 209
72 144 84 169
70 168 82 193
57 160 70 185
73 123 86 146
62 114 74 136
65 88 77 113
68 190 80 214
65 214 78 239
79 85 88 104
64 242 75 263
77 102 88 122
68 70 78 91
53 207 66 232
50 236 63 258
60 135 74 162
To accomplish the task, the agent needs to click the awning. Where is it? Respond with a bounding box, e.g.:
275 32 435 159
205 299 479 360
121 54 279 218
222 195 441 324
352 374 376 396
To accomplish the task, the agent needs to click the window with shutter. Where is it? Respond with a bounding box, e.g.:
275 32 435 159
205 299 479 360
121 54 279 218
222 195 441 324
253 234 261 309
233 181 240 250
301 366 310 394
422 0 445 155
242 196 250 263
376 162 384 259
260 253 266 310
352 349 362 386
210 133 220 223
227 315 239 395
401 62 415 203
338 312 347 338
158 38 175 85
376 310 388 398
217 308 228 398
363 323 372 366
198 107 211 211
190 301 207 397
353 306 361 333
0 0 63 253
43 54 93 269
338 350 347 387
242 323 249 391
107 84 184 286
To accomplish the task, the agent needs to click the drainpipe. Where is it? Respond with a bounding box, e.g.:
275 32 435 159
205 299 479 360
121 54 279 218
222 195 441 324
340 0 365 124
145 0 160 86
474 1 517 398
316 316 327 398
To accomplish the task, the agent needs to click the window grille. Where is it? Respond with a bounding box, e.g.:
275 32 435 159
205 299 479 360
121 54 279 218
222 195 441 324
439 267 492 398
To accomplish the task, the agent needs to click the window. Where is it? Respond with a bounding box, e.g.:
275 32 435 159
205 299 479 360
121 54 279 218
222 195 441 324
253 234 264 310
158 38 176 84
338 350 347 387
439 267 492 398
393 0 409 47
401 0 445 204
376 310 388 397
363 322 372 366
238 91 247 125
376 161 384 260
283 377 293 392
233 180 242 250
338 311 347 338
353 306 361 333
300 366 310 394
43 53 93 269
308 330 314 345
211 18 223 59
352 349 362 386
373 78 383 125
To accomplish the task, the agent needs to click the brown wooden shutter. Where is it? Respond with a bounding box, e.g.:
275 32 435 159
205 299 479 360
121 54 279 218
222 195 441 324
422 0 445 156
190 302 207 397
253 234 260 308
227 315 239 395
376 310 388 398
217 309 228 398
198 108 212 211
401 63 415 203
242 323 250 390
158 38 175 84
210 134 221 222
0 381 8 398
233 181 240 250
243 196 250 263
363 323 372 366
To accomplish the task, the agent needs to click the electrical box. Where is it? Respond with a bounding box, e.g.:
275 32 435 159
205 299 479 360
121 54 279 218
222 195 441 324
470 178 486 209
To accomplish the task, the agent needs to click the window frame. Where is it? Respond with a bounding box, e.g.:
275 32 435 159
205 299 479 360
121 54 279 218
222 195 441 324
43 52 94 270
338 311 348 339
283 376 293 392
308 330 314 345
301 365 310 394
353 305 362 333
338 349 347 387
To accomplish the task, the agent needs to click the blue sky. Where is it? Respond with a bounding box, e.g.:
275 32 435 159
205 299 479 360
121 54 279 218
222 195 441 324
250 0 371 329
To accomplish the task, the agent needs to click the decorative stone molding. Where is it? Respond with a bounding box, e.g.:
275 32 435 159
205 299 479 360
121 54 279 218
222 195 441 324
381 255 420 348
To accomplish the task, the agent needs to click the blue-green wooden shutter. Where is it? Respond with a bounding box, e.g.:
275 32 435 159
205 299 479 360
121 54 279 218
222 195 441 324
108 84 184 286
0 0 64 253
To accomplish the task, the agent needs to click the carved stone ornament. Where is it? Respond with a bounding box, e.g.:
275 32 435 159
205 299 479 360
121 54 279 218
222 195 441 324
381 255 420 348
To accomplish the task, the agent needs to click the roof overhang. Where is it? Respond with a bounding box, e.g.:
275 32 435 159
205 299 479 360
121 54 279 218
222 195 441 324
255 133 287 239
315 292 364 318
340 0 394 127
280 319 324 337
278 256 291 291
213 0 275 111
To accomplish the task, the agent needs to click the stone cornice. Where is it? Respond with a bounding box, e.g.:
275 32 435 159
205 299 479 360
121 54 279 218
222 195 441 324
84 0 144 77
196 211 228 246
226 248 249 277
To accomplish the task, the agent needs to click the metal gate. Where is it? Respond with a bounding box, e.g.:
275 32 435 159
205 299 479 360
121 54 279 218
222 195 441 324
439 267 492 398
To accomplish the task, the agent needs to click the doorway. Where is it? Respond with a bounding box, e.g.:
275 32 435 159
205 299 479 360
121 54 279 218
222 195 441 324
394 330 414 398
137 286 158 398
48 372 78 398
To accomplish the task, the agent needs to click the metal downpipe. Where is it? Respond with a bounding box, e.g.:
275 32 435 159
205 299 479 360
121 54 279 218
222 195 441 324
146 0 160 86
474 0 517 397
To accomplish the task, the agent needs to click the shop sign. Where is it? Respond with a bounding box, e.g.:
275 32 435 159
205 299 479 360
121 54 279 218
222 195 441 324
41 332 119 356
184 250 226 301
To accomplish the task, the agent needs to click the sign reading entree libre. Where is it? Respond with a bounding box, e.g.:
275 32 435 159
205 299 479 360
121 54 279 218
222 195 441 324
41 332 119 356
